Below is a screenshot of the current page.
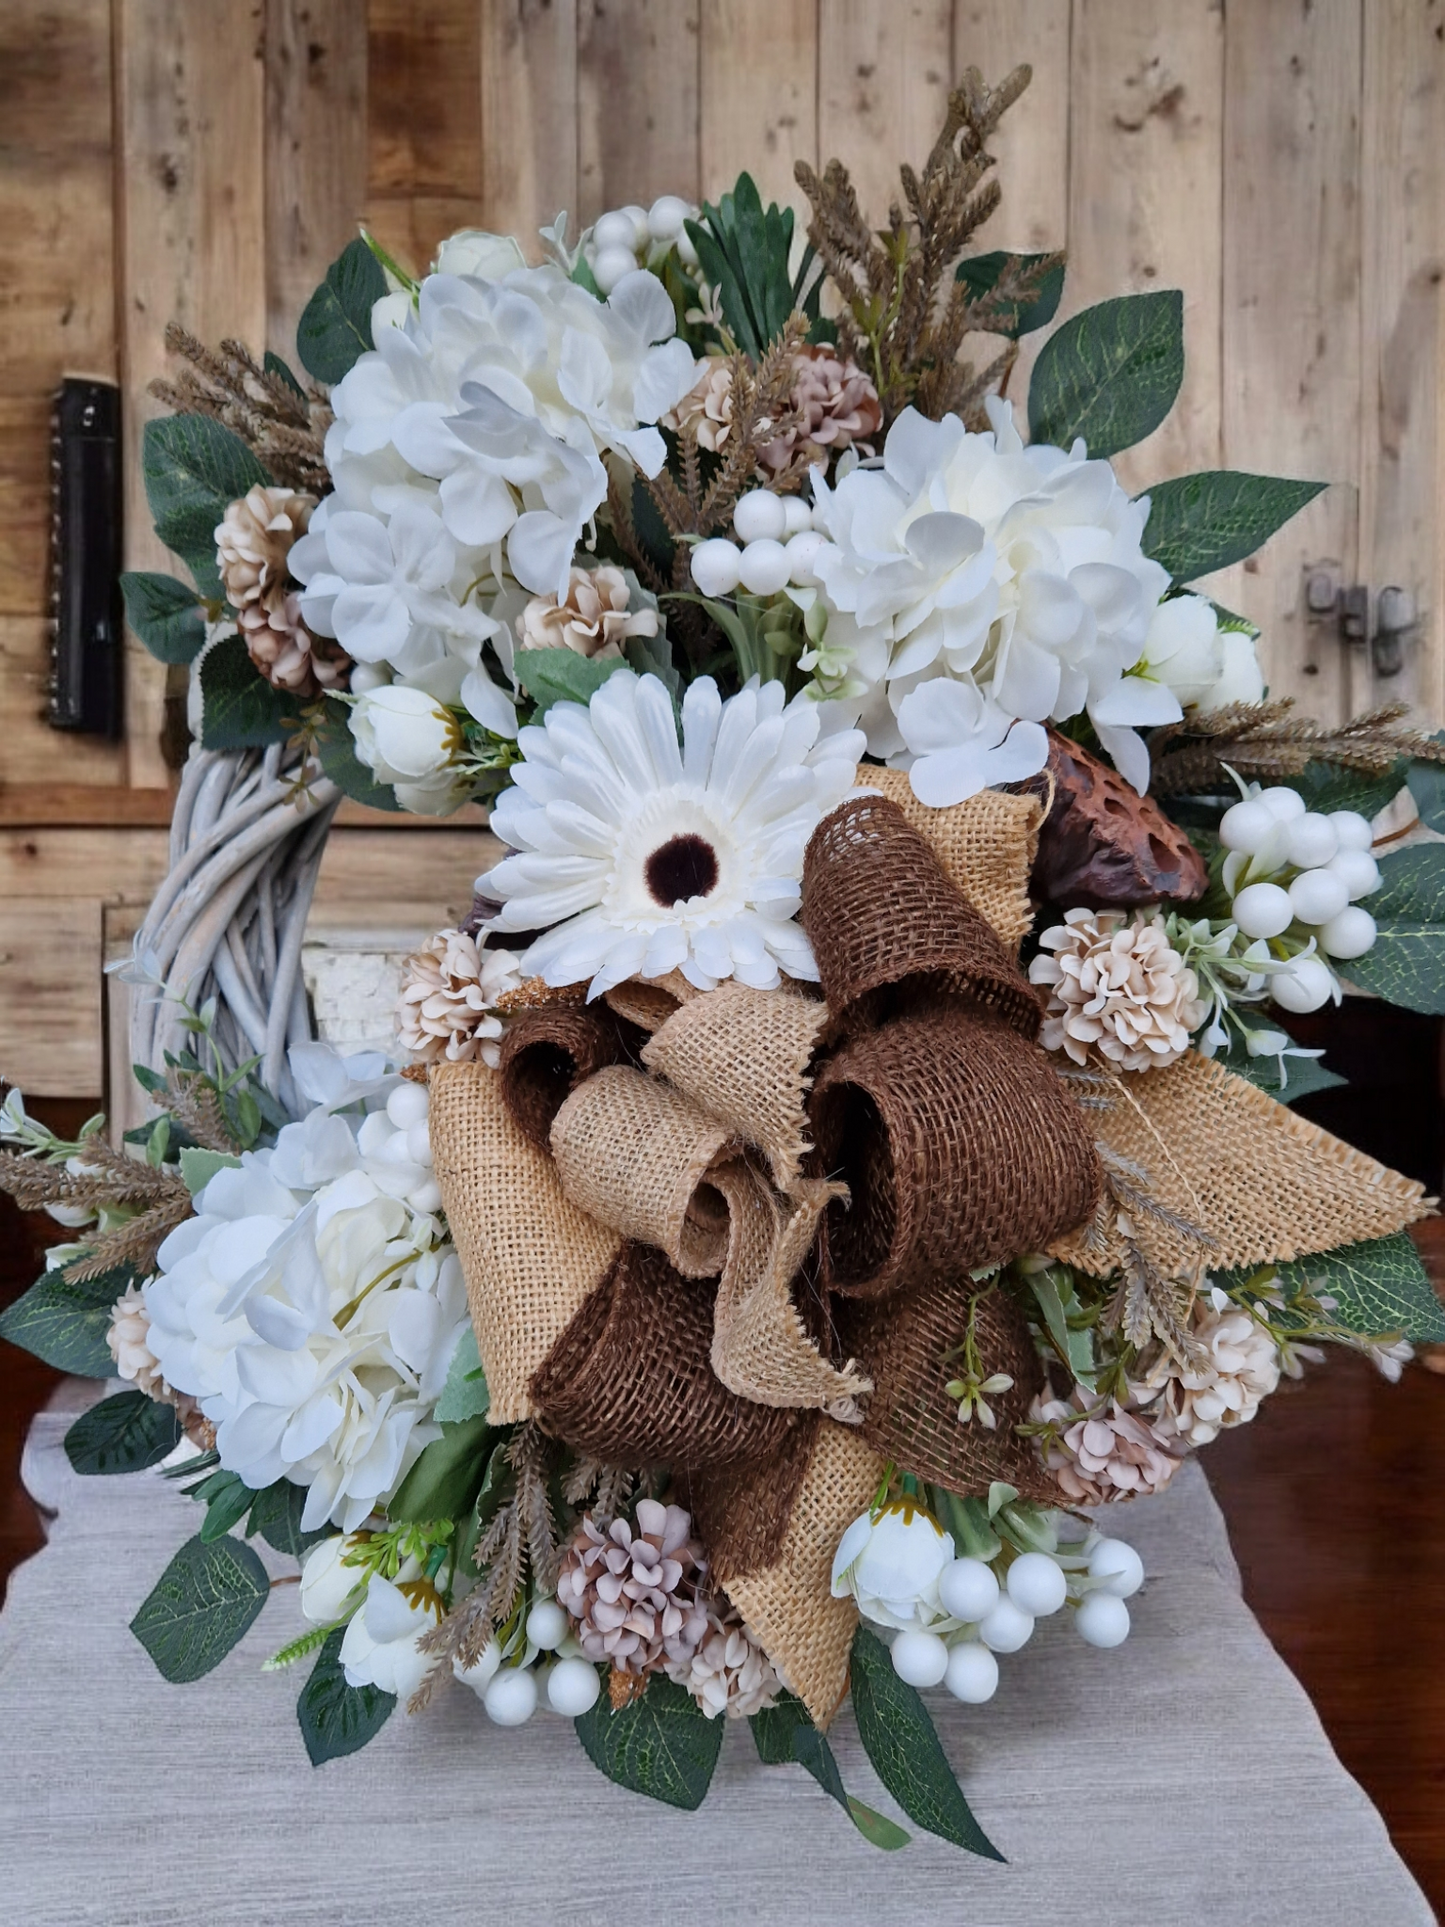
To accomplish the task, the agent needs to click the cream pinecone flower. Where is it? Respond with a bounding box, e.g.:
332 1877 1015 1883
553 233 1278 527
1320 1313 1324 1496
662 355 735 452
515 565 659 661
216 484 314 614
1032 1387 1183 1502
1029 909 1208 1073
556 1500 710 1678
107 1282 167 1398
396 929 522 1067
665 1597 781 1718
1139 1301 1282 1447
756 344 882 475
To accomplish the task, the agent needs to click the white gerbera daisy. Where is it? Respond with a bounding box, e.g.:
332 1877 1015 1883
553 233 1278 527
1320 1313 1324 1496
479 670 864 996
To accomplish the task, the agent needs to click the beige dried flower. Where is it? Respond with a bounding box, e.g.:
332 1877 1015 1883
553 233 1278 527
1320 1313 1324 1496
663 355 736 452
237 597 351 696
516 565 658 661
1029 908 1209 1073
1138 1299 1282 1447
397 929 523 1067
556 1499 710 1678
107 1281 166 1398
756 344 882 475
215 484 314 615
665 1596 781 1718
1032 1386 1183 1502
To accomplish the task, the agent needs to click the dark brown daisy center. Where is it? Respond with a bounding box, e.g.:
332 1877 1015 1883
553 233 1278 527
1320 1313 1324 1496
644 833 719 907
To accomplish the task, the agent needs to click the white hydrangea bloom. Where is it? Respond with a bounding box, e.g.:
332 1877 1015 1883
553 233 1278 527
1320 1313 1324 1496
291 257 695 707
807 398 1180 800
143 1049 470 1532
480 669 864 997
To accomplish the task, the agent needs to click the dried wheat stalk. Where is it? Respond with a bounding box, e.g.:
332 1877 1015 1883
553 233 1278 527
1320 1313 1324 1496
150 324 332 493
1149 697 1445 796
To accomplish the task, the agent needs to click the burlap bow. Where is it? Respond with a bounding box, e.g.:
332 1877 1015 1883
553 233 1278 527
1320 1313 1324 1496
430 765 1430 1724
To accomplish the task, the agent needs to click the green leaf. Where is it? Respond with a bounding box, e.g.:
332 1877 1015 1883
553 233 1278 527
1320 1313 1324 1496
263 349 306 398
1026 1269 1097 1389
1218 1033 1346 1106
685 173 819 360
1406 742 1445 831
451 1437 512 1581
386 1412 492 1523
311 698 401 811
198 1469 257 1542
435 1326 489 1424
1275 1232 1445 1343
247 1478 330 1559
119 571 207 664
198 633 300 749
514 647 628 716
1341 844 1445 1014
1139 471 1326 581
179 1146 241 1196
64 1389 182 1474
1027 290 1184 459
297 1627 396 1764
142 415 272 596
296 237 387 384
574 1672 723 1810
1284 757 1409 821
750 1694 910 1850
0 1265 126 1376
955 250 1065 338
130 1532 270 1681
849 1627 1004 1860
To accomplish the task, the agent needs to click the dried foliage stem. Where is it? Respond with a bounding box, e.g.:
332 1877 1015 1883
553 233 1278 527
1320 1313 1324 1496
150 323 332 493
1149 698 1445 795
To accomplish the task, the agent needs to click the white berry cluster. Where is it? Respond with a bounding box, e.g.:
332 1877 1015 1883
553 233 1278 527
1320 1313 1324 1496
453 1594 603 1725
585 196 698 294
689 488 827 599
830 1501 1143 1705
1219 786 1380 1013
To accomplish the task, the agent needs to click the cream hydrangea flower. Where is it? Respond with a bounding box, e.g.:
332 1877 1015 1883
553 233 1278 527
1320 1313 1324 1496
480 670 864 996
807 398 1180 800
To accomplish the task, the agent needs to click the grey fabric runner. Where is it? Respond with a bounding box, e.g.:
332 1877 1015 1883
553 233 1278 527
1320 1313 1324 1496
0 1381 1432 1927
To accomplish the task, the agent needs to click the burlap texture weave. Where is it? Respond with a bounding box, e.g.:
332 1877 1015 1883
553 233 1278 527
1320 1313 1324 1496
722 1419 886 1728
836 1281 1055 1501
866 766 1043 950
497 1003 641 1150
801 792 1044 1037
529 1240 805 1470
428 1062 619 1424
1049 1050 1431 1277
809 1005 1102 1298
682 1411 822 1583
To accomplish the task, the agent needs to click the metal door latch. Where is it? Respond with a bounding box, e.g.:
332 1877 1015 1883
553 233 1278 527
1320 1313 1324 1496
1305 569 1419 678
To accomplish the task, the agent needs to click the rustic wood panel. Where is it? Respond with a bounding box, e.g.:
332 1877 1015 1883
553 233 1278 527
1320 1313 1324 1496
0 621 126 789
0 898 103 1095
577 0 701 224
1216 0 1363 724
264 0 370 365
1066 0 1224 492
1357 0 1445 727
480 0 579 247
817 1 954 229
367 0 485 275
700 0 817 215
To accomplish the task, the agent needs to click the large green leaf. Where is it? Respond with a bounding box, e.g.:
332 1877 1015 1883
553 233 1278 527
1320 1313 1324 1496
142 415 272 597
119 571 208 664
0 1264 127 1376
247 1478 331 1559
195 1468 258 1541
514 647 628 716
1406 741 1445 832
198 633 301 750
311 699 401 812
574 1673 724 1811
296 237 388 384
1027 290 1183 458
1275 1232 1445 1343
297 1627 396 1764
750 1694 910 1849
1341 844 1445 1014
435 1326 490 1425
65 1389 182 1474
848 1627 1004 1860
386 1412 492 1523
130 1533 270 1682
1140 471 1325 581
1284 758 1409 821
955 250 1065 339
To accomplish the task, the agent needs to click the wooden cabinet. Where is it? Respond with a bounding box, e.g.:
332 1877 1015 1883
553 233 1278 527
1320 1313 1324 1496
1 0 1441 1094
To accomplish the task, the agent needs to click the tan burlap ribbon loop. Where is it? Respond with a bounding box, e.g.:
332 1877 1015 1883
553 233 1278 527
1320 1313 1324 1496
801 791 1044 1037
809 1005 1102 1299
865 766 1043 951
497 1003 642 1150
529 1240 805 1471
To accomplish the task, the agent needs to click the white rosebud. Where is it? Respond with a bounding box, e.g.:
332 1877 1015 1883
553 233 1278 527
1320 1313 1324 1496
299 1534 367 1624
339 1573 441 1699
831 1501 956 1632
350 686 466 816
432 229 528 280
1195 628 1265 710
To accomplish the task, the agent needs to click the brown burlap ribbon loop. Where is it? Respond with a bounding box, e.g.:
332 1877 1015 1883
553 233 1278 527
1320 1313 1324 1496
529 1240 804 1471
809 1005 1102 1299
497 1003 642 1150
836 1279 1056 1503
801 792 1044 1038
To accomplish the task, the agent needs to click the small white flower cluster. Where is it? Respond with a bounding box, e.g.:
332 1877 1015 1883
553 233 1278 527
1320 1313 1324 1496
1219 786 1380 1012
584 196 699 295
830 1501 1143 1705
690 487 829 599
